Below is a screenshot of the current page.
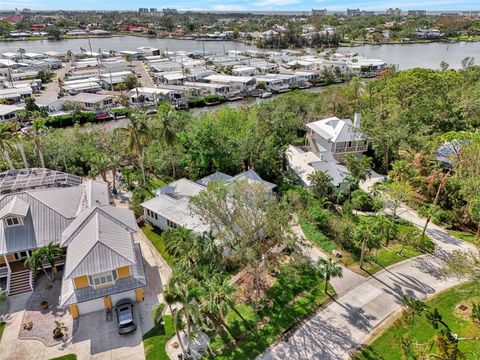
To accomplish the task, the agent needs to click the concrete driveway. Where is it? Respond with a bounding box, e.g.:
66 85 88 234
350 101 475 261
72 308 144 360
259 206 475 360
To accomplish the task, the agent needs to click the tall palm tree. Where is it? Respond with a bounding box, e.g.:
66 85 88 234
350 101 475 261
17 48 26 62
354 221 380 269
117 111 152 185
317 257 343 294
157 109 178 177
30 118 48 168
0 123 15 170
163 288 187 357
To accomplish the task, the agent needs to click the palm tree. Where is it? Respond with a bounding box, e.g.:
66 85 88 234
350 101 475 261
345 154 372 198
421 170 450 237
199 276 235 337
157 109 178 177
39 243 63 280
354 221 380 269
117 111 152 185
30 118 48 168
317 257 343 294
0 123 15 170
163 286 187 356
24 250 52 281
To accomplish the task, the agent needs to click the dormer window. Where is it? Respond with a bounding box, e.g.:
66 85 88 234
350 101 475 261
5 216 22 228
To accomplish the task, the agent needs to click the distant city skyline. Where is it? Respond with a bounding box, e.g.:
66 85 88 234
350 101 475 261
1 0 480 12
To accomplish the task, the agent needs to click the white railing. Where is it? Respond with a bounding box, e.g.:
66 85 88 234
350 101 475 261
28 271 33 290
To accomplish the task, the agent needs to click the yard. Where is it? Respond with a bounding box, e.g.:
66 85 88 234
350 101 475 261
143 315 175 360
300 212 431 275
208 262 332 359
354 281 480 360
448 230 478 244
141 225 173 267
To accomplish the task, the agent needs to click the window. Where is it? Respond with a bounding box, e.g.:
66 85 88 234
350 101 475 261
166 219 177 229
154 213 158 220
89 271 115 287
5 216 21 227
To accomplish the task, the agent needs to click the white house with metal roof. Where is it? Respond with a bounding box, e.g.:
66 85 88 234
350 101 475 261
286 114 368 187
0 168 146 318
141 170 276 234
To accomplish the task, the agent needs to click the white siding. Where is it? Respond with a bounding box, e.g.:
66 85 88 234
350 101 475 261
77 297 104 314
143 209 169 230
111 290 136 306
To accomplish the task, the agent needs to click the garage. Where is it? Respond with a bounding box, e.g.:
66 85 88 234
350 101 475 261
77 297 104 315
111 290 136 307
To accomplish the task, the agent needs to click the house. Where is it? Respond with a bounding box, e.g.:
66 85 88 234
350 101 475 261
62 93 114 111
286 114 368 187
129 87 182 106
0 104 24 121
141 170 276 234
203 74 256 93
0 168 146 318
306 114 368 161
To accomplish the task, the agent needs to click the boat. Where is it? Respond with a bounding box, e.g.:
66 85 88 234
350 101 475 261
260 92 272 99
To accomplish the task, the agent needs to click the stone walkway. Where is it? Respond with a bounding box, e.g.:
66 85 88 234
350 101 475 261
259 205 475 360
19 272 73 346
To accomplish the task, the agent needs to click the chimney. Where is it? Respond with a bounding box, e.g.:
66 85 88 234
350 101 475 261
353 113 361 128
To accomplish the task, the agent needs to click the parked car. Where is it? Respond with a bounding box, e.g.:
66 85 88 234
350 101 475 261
115 299 137 334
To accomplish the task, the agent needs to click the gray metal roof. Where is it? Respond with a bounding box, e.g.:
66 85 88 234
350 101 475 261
0 196 30 219
196 172 233 186
0 192 72 254
0 181 111 255
63 211 136 279
61 206 137 247
61 243 146 306
229 170 277 191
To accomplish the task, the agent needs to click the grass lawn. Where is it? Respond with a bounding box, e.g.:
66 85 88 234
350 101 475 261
209 262 332 359
300 216 428 275
48 355 77 360
141 225 173 267
143 315 175 360
354 281 480 360
449 230 478 244
0 322 4 343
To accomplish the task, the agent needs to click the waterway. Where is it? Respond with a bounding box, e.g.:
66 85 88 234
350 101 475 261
0 36 257 54
2 37 480 70
340 41 480 70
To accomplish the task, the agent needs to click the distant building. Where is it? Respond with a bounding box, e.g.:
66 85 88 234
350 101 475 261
138 8 149 14
408 10 427 16
386 8 401 16
312 9 327 16
162 8 178 15
150 8 157 12
347 8 361 16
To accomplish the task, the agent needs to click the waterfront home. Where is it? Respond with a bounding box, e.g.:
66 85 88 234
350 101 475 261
62 78 103 95
119 50 144 60
0 104 24 122
346 58 387 76
0 168 146 318
254 76 290 93
183 82 230 97
141 170 276 234
203 74 256 93
129 87 182 106
62 93 114 111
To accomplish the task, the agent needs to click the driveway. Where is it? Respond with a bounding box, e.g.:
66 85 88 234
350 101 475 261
72 308 144 360
259 205 475 360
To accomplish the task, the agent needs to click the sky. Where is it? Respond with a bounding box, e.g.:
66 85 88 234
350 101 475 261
1 0 480 12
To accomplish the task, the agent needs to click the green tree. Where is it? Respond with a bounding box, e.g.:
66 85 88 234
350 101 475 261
316 257 343 294
0 124 16 170
307 171 334 200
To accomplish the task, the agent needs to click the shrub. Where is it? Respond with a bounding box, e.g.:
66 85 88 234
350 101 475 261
351 190 375 211
111 108 134 118
431 208 454 228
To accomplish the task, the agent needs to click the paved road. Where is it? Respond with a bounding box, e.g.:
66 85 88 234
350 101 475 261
41 63 70 99
260 205 474 360
132 61 155 88
294 224 365 297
